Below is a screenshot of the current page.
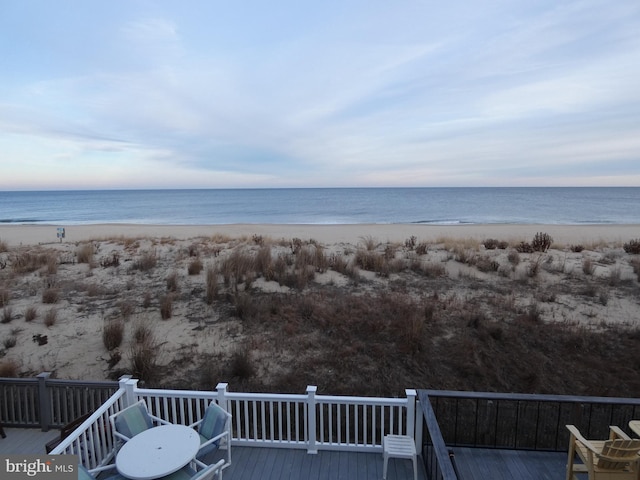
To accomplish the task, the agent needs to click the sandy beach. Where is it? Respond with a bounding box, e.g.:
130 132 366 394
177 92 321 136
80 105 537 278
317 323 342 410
1 223 639 247
1 223 639 396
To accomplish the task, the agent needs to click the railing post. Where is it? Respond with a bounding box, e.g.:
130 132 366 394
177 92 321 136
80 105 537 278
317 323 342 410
121 377 137 407
216 382 229 413
406 388 417 441
306 385 318 454
415 398 424 453
37 372 52 431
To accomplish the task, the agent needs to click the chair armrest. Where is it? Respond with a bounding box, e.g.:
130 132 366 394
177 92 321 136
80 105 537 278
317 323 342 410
148 413 171 426
88 464 118 475
199 430 229 451
566 425 601 455
188 419 203 429
113 430 131 443
609 426 632 441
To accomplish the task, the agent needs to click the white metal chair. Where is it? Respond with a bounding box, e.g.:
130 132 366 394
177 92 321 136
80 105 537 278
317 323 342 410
189 402 232 467
109 400 170 443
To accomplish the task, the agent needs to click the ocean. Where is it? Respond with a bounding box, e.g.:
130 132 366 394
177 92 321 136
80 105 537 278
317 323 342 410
0 187 639 225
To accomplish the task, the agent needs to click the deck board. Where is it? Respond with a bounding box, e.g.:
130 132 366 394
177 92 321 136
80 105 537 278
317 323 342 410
0 428 60 454
451 447 566 480
207 446 427 480
1 428 570 480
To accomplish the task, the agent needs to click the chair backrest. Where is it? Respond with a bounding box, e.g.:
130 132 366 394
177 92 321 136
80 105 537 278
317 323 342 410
113 400 153 439
199 403 229 445
598 439 640 470
78 465 95 480
192 460 225 480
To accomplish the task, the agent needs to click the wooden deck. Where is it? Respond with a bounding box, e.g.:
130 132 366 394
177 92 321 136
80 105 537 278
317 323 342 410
206 447 427 480
0 428 426 480
451 447 567 480
0 428 60 454
0 428 571 480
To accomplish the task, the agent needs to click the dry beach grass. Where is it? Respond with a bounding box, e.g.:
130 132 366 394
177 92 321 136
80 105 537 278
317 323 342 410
0 225 639 398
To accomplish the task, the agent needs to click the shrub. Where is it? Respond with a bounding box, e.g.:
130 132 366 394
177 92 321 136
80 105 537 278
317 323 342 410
623 239 640 254
100 253 120 268
166 271 179 292
571 245 585 253
130 337 158 383
220 248 255 287
483 239 499 250
354 249 386 273
12 251 51 273
24 306 38 322
44 308 57 327
142 291 152 308
46 254 58 274
133 319 153 344
255 246 273 279
415 242 429 255
631 258 640 282
159 294 173 319
205 266 218 304
404 236 417 250
360 236 378 251
131 251 157 272
0 289 9 307
421 262 446 277
119 300 134 319
531 232 553 252
328 253 349 275
608 266 621 286
2 336 17 349
0 238 8 252
187 258 203 275
475 257 500 273
515 242 533 253
2 307 12 324
290 238 303 254
0 360 19 377
582 257 595 275
42 288 59 304
252 234 264 246
230 347 255 380
103 319 124 351
76 243 95 263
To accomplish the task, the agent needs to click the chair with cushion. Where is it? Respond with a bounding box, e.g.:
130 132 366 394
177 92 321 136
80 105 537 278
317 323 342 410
566 424 640 480
189 402 232 466
109 400 170 443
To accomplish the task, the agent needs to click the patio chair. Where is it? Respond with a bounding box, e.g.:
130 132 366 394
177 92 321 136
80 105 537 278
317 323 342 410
189 402 232 466
566 424 640 480
109 400 170 443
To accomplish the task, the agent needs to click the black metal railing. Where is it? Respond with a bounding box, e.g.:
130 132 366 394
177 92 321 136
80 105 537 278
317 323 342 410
418 391 458 480
0 373 118 430
425 390 640 452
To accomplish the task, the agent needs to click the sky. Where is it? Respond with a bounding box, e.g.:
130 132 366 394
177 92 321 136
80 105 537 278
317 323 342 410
1 1 640 190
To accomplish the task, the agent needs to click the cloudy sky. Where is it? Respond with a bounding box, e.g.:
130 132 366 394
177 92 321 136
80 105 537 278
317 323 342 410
1 1 639 190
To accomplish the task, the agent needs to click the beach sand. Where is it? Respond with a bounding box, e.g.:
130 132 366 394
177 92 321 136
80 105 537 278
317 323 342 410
1 223 639 395
1 223 639 247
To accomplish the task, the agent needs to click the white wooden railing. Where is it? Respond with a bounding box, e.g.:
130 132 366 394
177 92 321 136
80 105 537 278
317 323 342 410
52 378 418 467
51 383 128 470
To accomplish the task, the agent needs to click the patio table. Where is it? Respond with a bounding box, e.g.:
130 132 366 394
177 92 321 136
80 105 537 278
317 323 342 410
116 424 200 480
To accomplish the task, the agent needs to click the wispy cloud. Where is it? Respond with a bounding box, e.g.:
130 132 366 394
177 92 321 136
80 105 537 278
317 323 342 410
0 0 639 189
